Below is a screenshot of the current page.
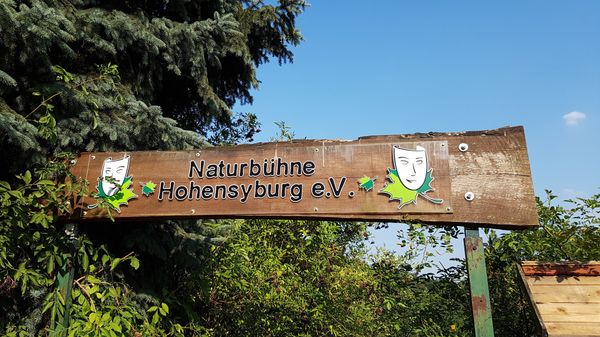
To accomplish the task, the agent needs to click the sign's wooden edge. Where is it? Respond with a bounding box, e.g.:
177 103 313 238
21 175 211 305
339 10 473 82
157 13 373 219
73 126 525 156
65 213 536 230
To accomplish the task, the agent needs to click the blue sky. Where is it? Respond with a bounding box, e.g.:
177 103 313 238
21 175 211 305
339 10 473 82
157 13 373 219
240 0 599 203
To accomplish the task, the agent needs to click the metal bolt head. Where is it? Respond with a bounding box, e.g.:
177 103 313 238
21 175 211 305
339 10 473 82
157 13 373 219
458 143 469 152
464 192 475 201
196 152 201 157
70 159 77 165
314 207 319 212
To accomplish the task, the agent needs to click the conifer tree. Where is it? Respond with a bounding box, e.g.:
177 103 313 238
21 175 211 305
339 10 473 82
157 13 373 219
1 1 306 335
0 0 306 175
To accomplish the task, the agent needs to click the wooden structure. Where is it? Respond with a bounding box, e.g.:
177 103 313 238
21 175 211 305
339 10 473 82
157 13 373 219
519 261 600 336
70 126 537 230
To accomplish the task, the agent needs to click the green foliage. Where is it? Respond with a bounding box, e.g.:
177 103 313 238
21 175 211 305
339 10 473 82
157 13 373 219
207 219 386 336
1 0 308 174
370 251 471 337
271 120 296 141
204 219 472 337
0 158 198 336
397 224 458 272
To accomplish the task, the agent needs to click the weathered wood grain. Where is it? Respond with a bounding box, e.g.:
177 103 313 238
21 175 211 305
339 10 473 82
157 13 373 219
69 126 537 229
531 285 600 303
545 323 600 336
522 261 600 276
527 276 600 286
544 314 600 323
519 263 600 337
536 303 600 315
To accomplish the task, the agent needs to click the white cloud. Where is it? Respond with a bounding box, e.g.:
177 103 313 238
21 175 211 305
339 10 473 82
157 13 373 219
563 111 586 126
563 188 583 198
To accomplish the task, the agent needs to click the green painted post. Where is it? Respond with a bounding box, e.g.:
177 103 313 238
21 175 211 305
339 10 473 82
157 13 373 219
464 227 494 337
51 259 74 337
50 224 77 337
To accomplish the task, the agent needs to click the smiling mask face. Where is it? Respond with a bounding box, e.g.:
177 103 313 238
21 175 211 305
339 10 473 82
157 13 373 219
101 156 130 196
393 146 427 190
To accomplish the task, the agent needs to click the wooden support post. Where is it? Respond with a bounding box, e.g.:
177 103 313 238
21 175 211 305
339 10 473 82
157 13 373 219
464 227 494 337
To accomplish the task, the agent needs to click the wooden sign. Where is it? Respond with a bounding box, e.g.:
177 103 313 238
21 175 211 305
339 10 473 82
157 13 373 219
70 126 537 229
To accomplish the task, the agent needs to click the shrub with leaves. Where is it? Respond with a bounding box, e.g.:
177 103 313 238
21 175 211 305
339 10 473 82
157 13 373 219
207 219 388 336
0 156 205 336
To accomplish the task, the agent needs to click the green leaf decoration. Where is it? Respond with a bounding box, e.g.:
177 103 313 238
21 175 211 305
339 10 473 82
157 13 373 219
417 169 444 204
379 169 418 207
379 168 443 207
358 176 376 192
142 181 156 197
96 179 109 199
417 169 435 194
99 176 137 212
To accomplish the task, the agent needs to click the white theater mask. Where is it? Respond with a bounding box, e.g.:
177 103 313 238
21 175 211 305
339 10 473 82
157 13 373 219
101 156 130 196
393 146 427 190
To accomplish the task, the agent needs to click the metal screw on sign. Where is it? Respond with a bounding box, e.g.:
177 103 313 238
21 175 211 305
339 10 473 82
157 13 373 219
196 152 201 157
459 143 469 152
70 159 77 165
464 192 475 201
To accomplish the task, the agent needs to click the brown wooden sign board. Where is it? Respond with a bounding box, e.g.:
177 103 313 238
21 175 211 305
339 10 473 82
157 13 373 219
70 126 537 229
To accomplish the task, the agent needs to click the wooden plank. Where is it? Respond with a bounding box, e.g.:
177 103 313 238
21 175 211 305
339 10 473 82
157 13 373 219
68 126 538 228
531 285 600 303
522 261 600 276
543 314 600 323
545 322 600 336
536 303 600 316
526 276 600 286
